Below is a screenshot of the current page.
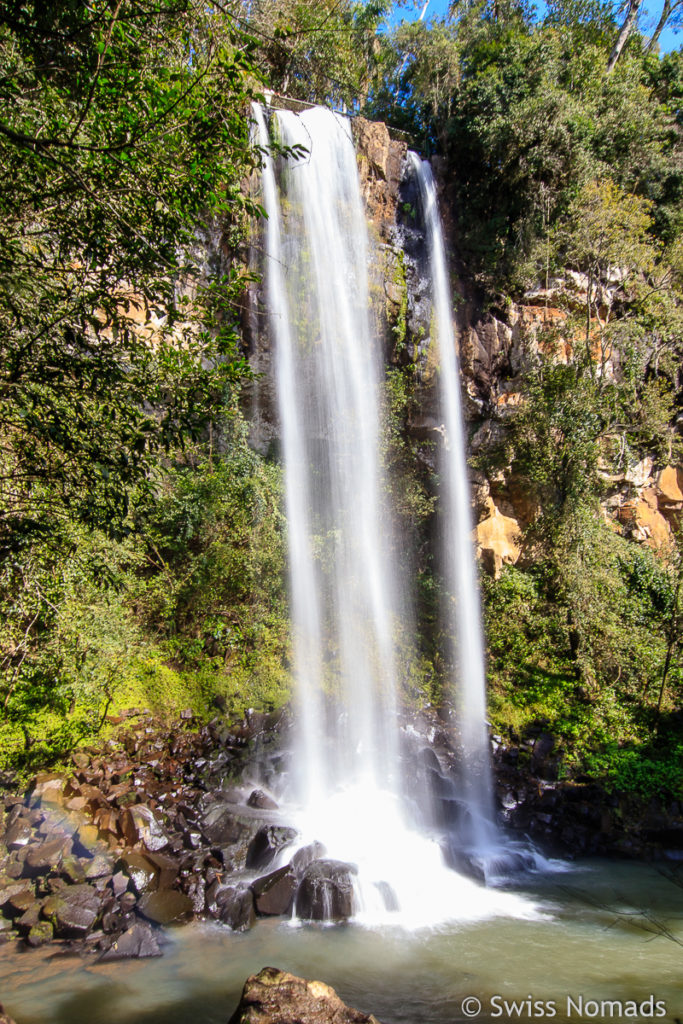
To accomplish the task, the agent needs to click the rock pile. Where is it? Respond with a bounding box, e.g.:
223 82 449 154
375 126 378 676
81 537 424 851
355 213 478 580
0 708 361 959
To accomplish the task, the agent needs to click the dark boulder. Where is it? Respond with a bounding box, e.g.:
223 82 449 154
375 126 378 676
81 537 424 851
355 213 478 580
137 889 193 925
117 852 159 895
201 805 250 847
217 886 256 931
290 841 327 877
98 922 162 962
294 860 357 922
245 826 297 871
251 867 297 916
42 883 101 938
247 789 278 811
228 967 382 1024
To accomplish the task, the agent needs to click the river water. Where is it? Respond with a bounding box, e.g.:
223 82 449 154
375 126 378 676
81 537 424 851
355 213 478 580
1 859 681 1024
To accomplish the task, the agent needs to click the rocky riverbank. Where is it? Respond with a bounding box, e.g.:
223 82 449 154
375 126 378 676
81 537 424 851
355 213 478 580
1 708 681 962
0 708 363 959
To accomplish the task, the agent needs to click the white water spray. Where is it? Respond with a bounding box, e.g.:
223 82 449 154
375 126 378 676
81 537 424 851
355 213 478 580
254 103 538 925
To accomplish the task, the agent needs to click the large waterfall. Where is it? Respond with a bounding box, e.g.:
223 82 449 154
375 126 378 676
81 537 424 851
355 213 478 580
253 103 535 926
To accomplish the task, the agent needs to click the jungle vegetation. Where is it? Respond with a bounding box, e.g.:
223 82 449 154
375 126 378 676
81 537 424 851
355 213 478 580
0 0 681 800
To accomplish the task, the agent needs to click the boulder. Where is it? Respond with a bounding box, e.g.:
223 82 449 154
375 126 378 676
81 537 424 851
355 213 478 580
99 922 162 962
0 1004 18 1024
28 773 65 808
3 819 33 850
251 867 297 917
117 852 159 895
120 805 169 852
137 889 193 925
247 789 278 811
217 886 256 932
228 967 382 1024
23 836 69 878
294 860 358 922
290 841 327 877
201 805 250 847
656 464 683 505
42 883 101 938
245 826 297 871
27 920 54 947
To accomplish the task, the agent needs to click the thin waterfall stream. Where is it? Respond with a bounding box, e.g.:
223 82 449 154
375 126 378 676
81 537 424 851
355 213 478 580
254 102 541 925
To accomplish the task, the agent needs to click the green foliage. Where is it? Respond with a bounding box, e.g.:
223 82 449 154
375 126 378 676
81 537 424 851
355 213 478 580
367 10 683 290
0 409 291 770
0 0 259 552
244 0 388 108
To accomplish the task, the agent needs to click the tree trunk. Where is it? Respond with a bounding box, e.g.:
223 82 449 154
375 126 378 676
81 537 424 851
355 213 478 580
645 0 683 52
607 0 642 71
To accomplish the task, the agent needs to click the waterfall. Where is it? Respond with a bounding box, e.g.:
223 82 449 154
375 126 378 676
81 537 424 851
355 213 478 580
253 103 538 925
408 154 495 853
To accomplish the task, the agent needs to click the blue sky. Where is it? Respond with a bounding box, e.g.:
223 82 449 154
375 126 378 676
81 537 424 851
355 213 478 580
387 0 682 54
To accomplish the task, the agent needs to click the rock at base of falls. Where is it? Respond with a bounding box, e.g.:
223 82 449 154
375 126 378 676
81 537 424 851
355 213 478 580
294 859 358 922
228 967 382 1024
251 866 297 916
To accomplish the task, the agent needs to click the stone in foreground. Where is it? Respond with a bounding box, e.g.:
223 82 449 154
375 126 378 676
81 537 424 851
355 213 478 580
228 967 382 1024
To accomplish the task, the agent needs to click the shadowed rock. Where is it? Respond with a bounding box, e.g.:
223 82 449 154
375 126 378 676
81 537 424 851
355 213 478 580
98 922 162 962
228 967 382 1024
217 886 255 931
245 826 297 871
247 789 278 810
251 866 297 916
294 860 357 922
42 884 100 938
138 889 193 925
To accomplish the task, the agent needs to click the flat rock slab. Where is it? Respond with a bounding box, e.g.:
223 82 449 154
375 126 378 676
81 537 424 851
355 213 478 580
228 967 382 1024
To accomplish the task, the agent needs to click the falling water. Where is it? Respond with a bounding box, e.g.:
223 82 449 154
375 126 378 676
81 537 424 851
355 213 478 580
409 154 495 851
254 103 539 924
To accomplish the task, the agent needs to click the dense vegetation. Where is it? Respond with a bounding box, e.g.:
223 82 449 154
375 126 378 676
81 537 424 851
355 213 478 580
1 0 681 803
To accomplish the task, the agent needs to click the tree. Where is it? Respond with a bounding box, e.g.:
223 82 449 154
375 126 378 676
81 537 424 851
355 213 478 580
0 0 259 554
607 0 643 70
646 0 683 53
242 0 388 108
